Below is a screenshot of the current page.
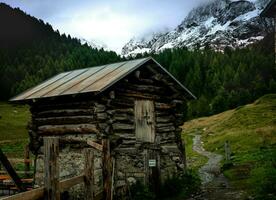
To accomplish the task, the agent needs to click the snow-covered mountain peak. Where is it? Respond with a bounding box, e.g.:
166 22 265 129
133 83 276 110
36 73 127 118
80 38 108 50
121 0 270 57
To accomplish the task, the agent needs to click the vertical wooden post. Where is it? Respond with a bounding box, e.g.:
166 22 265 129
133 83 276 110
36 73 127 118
144 149 149 186
24 145 30 177
44 137 60 200
224 141 231 161
102 138 112 200
84 148 94 200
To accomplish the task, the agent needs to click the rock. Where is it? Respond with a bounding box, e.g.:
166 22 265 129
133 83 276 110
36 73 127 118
127 177 136 185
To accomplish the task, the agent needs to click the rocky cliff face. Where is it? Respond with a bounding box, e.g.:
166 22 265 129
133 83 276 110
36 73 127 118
122 0 271 57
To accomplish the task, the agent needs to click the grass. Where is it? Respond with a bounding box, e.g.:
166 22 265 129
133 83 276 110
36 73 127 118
0 101 30 158
182 133 208 171
183 94 276 198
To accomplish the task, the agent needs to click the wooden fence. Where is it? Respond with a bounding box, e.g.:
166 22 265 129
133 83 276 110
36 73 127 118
1 137 102 200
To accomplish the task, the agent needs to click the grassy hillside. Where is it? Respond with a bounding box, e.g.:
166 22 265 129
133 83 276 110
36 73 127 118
183 94 276 199
0 102 30 157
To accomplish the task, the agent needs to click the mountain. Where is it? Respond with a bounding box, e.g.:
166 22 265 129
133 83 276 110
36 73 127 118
122 0 272 57
0 3 120 100
79 38 108 50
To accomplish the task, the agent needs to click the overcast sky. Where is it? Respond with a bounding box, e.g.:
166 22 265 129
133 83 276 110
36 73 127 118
2 0 209 53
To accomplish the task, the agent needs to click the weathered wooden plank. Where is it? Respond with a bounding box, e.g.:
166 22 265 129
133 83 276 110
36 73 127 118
87 140 103 152
59 175 84 192
156 126 175 133
44 137 60 200
102 139 112 200
0 187 45 200
38 124 99 135
35 109 94 117
84 149 94 200
156 123 174 128
135 100 155 143
156 116 175 123
107 108 134 115
113 123 134 131
34 116 94 125
155 102 174 110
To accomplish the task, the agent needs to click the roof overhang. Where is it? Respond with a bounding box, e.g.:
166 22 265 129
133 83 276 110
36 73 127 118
10 57 196 103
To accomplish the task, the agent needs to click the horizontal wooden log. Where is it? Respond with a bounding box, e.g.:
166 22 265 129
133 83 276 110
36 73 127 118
96 113 108 120
35 109 94 118
59 175 84 192
156 126 176 133
155 111 172 117
155 102 174 110
113 123 134 131
1 187 45 200
105 98 134 108
120 83 165 94
112 113 134 123
156 123 174 128
113 133 136 140
107 108 134 115
94 103 106 113
38 124 99 135
116 90 160 100
156 116 175 123
34 116 95 126
32 101 95 112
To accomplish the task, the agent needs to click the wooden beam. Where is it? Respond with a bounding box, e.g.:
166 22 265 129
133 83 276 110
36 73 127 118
102 139 112 200
87 140 103 152
0 187 45 200
59 175 84 192
84 149 94 200
0 148 26 192
44 137 60 200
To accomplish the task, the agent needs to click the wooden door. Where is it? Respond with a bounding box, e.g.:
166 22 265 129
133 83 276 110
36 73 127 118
134 100 155 143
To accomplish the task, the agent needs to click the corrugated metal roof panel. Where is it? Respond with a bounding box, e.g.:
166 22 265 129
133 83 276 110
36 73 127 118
10 57 196 101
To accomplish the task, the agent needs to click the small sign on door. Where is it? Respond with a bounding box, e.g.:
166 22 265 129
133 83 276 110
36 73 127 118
148 159 156 167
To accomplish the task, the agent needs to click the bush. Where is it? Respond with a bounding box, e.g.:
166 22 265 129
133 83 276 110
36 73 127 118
129 170 201 200
248 164 276 200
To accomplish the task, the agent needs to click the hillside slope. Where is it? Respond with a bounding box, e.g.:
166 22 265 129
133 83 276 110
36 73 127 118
183 94 276 199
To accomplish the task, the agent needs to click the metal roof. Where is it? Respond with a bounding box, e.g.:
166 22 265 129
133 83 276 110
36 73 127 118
260 0 276 17
11 57 196 101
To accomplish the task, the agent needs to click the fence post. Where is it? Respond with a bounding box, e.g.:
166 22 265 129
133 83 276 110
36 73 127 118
44 137 60 200
24 145 30 177
224 140 231 161
84 148 94 200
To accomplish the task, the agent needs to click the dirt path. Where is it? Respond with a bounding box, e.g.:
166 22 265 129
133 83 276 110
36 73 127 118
190 135 246 200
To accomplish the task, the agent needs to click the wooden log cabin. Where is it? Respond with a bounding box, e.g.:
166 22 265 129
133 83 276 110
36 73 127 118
11 57 196 199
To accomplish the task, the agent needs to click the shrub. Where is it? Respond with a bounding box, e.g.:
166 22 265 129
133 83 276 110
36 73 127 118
248 164 276 200
129 170 201 200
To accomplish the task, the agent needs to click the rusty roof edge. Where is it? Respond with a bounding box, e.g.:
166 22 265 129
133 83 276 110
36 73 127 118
97 57 151 94
150 57 197 100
